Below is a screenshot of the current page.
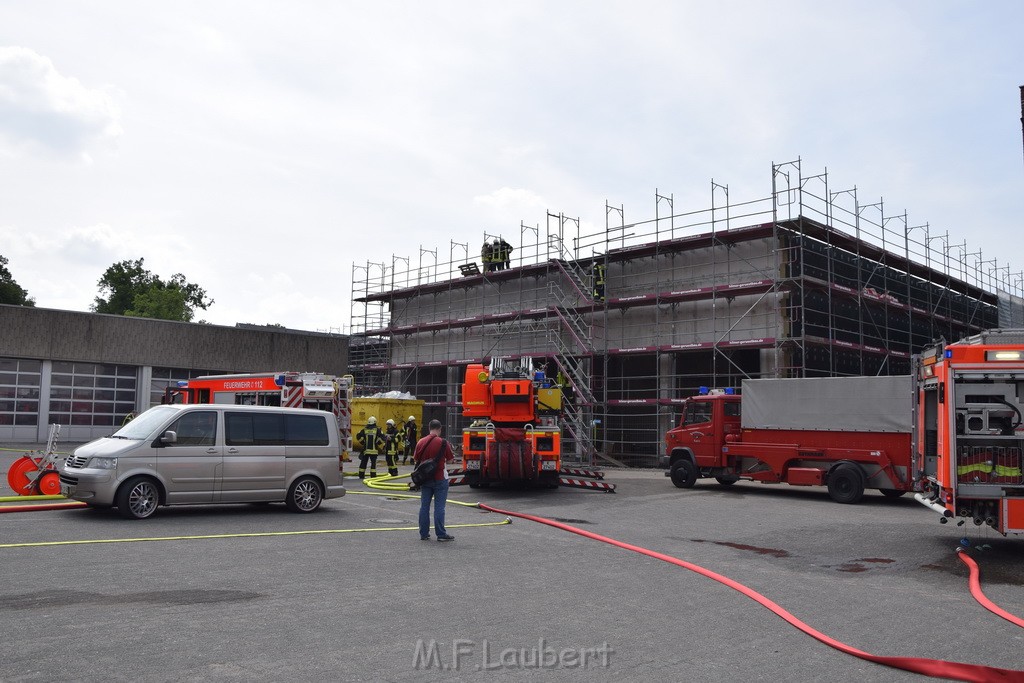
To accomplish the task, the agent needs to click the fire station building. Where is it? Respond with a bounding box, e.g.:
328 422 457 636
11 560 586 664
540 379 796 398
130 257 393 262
0 305 348 444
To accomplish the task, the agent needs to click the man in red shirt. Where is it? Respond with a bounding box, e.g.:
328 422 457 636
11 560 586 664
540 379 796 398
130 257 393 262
413 419 456 541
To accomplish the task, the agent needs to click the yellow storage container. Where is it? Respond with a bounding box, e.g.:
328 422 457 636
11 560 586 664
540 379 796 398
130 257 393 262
351 397 425 450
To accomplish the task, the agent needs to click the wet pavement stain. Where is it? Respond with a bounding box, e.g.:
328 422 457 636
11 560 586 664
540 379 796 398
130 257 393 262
0 589 262 610
832 558 895 573
690 539 790 558
550 518 593 525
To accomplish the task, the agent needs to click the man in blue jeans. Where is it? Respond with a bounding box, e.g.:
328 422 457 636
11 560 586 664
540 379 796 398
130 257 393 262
413 419 456 541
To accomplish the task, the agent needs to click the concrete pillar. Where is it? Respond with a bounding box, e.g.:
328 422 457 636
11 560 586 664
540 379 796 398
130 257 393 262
36 360 52 443
657 351 675 452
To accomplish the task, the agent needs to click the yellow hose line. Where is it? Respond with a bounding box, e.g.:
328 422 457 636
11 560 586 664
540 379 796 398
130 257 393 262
0 494 66 503
364 473 416 491
0 518 512 549
348 490 482 509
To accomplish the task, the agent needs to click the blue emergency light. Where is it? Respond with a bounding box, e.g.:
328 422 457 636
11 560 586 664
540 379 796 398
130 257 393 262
698 386 709 395
724 387 735 395
945 349 953 358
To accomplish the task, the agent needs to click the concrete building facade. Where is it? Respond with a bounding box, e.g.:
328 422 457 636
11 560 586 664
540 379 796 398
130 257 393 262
0 306 348 443
349 160 1022 466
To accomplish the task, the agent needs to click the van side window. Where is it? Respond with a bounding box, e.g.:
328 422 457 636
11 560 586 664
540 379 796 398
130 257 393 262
724 401 741 418
286 414 330 446
169 411 217 446
226 412 285 446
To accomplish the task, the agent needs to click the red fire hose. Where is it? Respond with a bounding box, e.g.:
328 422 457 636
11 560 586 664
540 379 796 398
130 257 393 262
956 549 1024 629
478 502 1024 683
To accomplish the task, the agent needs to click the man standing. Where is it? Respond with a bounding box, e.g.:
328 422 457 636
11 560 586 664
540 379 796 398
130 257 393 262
413 419 456 541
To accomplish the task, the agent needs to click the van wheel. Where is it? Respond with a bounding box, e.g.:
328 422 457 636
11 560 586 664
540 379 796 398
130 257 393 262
116 476 161 519
715 476 738 486
827 463 865 504
670 460 698 489
879 488 906 498
286 476 323 513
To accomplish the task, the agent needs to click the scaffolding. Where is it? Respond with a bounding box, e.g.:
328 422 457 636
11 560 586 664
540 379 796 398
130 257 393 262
349 159 1022 466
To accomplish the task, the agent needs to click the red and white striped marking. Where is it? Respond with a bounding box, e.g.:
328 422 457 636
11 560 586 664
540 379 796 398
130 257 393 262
283 384 303 408
559 477 616 492
560 467 605 480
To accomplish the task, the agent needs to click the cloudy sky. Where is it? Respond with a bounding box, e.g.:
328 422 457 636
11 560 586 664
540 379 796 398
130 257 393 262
1 1 1021 332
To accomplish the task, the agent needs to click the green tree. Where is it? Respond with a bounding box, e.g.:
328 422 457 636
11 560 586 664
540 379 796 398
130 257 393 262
0 255 35 306
93 258 213 322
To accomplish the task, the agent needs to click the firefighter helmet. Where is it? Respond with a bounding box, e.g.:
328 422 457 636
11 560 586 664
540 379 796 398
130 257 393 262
386 419 395 426
408 415 416 421
367 416 377 425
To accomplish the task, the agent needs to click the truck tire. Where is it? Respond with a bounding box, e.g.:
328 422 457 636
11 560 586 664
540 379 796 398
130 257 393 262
827 463 865 504
670 459 698 489
879 488 906 498
715 476 738 486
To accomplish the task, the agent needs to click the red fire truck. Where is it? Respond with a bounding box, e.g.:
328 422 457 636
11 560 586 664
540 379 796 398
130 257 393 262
663 329 1024 535
461 361 562 488
662 375 915 504
163 372 354 463
913 329 1024 535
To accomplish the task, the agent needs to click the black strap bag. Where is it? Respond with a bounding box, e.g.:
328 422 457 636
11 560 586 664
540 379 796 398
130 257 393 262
410 437 445 488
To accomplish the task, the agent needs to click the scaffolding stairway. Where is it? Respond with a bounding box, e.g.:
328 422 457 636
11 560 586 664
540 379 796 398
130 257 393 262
546 237 603 464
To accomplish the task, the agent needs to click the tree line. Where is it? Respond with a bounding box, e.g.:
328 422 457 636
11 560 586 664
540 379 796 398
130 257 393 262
0 256 213 322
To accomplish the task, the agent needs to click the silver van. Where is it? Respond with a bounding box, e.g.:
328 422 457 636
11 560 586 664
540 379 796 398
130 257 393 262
59 404 346 519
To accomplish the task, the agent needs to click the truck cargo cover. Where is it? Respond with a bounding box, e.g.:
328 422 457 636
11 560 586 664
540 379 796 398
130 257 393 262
740 375 913 433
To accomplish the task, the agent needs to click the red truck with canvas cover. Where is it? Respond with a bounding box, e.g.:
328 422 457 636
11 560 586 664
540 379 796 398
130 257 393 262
662 376 915 504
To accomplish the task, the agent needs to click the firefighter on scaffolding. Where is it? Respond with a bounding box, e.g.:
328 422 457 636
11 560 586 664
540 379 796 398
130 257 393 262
497 238 513 270
384 419 401 476
355 416 385 478
593 262 606 301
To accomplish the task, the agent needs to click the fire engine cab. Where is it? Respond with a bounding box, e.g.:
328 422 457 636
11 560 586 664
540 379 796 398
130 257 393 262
162 372 353 463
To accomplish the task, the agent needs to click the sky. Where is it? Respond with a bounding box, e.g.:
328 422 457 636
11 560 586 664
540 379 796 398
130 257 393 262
1 1 1022 333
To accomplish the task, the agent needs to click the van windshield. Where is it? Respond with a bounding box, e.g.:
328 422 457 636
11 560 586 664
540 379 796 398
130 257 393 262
111 406 179 440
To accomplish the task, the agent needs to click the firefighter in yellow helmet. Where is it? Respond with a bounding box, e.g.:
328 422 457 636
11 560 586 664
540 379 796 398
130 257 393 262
355 416 385 478
402 415 417 464
384 419 401 476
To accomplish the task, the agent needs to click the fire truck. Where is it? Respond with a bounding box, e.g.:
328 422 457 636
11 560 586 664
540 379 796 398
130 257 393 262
163 372 354 463
662 375 915 504
663 329 1024 535
913 329 1024 535
461 360 563 488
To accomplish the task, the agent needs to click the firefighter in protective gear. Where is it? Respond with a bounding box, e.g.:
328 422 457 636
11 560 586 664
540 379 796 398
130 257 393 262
355 416 385 478
593 262 606 301
402 415 417 464
384 419 401 476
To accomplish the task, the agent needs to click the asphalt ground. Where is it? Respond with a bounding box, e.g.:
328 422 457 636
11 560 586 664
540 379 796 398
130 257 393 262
2 444 1023 683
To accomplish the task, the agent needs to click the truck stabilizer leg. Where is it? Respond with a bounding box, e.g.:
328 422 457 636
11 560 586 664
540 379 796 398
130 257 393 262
559 467 605 480
559 477 616 493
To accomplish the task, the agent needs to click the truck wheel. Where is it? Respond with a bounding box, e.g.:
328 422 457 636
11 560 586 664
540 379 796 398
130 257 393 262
827 464 865 504
879 488 906 498
670 460 698 489
715 476 738 486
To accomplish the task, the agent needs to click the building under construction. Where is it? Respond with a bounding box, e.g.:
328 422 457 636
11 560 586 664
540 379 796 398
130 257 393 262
349 159 1023 466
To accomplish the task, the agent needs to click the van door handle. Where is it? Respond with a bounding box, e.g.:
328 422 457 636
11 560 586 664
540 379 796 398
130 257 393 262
207 448 218 454
227 448 239 454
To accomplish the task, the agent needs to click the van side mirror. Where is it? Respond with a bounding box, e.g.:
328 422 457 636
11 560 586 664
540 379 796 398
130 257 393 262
161 430 177 444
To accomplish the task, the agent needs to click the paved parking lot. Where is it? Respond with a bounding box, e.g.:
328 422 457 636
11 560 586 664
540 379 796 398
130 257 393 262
2 445 1023 682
